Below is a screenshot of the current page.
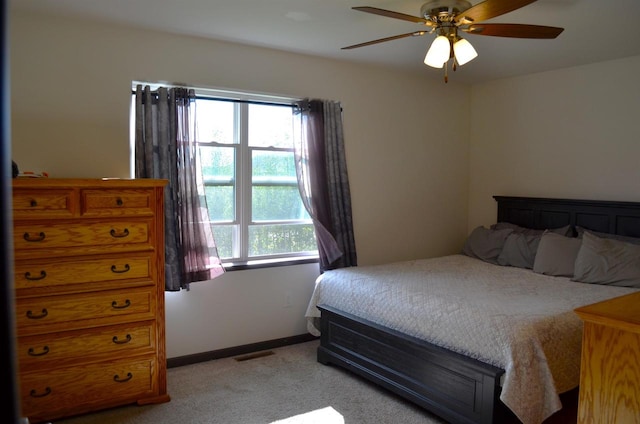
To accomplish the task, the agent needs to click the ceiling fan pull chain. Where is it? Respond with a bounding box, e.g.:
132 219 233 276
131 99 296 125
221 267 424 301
444 60 449 83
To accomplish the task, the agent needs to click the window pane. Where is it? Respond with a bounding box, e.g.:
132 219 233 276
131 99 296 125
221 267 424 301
200 145 235 221
248 104 293 148
252 150 309 221
249 223 317 256
196 100 235 144
252 186 310 221
252 150 296 177
205 185 234 221
211 225 234 259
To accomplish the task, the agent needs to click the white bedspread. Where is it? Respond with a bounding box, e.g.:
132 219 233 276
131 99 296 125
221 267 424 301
305 254 638 424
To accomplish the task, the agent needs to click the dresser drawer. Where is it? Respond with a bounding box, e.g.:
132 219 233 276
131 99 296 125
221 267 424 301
14 255 153 294
17 322 156 370
14 220 152 254
21 356 156 423
16 287 156 336
12 189 75 219
81 189 154 217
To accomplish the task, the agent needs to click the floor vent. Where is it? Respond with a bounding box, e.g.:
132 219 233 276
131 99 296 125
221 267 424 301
234 350 275 362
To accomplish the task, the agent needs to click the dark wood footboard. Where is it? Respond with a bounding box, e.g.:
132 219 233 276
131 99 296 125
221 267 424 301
318 304 505 424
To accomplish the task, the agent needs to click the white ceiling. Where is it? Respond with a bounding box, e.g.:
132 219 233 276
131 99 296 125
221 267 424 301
10 0 640 84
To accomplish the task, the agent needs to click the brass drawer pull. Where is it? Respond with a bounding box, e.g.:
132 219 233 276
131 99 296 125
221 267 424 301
26 308 48 319
25 270 47 281
113 372 133 383
111 299 131 309
23 232 46 242
110 228 130 238
110 264 131 274
28 346 50 357
116 197 124 206
112 334 132 344
30 387 52 398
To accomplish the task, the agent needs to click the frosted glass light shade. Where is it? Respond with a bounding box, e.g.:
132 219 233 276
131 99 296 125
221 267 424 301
424 35 450 68
453 38 478 66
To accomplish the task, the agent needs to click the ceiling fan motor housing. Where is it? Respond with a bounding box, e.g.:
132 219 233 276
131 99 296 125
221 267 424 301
421 0 471 22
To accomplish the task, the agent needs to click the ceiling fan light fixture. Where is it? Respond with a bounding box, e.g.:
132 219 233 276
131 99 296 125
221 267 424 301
424 35 450 68
453 37 477 66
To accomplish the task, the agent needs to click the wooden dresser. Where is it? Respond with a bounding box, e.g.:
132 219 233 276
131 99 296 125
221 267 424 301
574 291 640 424
12 178 170 423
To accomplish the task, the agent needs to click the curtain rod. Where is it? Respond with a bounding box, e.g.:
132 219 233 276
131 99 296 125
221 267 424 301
131 90 297 109
196 96 297 109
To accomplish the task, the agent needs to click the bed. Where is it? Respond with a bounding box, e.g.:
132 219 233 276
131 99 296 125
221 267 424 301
305 196 640 424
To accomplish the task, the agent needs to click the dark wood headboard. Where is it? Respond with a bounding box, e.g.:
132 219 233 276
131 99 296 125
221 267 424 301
494 196 640 238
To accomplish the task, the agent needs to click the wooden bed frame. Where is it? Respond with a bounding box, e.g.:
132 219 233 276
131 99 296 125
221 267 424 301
316 196 640 424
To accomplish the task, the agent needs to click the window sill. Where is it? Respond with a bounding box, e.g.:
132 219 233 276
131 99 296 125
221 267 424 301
222 256 319 272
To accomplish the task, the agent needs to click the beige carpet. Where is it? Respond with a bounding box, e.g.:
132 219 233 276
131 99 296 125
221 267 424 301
53 340 446 424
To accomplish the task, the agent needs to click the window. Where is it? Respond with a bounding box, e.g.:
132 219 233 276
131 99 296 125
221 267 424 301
131 86 318 268
194 96 317 267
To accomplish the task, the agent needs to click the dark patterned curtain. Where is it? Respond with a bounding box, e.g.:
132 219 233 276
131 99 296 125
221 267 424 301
135 85 224 291
294 99 357 272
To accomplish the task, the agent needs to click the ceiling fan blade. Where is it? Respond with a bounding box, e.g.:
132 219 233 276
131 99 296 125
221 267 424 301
342 31 428 50
455 0 537 24
464 23 564 39
352 6 435 26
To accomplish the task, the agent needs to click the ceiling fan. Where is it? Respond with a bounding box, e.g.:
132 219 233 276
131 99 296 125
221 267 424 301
343 0 564 82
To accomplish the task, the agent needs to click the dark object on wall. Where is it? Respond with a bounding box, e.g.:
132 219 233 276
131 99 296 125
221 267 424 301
11 160 18 178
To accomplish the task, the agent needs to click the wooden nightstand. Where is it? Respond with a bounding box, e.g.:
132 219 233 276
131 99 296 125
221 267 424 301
574 291 640 424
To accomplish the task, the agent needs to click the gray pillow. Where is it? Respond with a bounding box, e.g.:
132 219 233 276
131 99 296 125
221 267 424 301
497 233 541 269
572 231 640 287
532 232 582 277
462 226 513 265
576 226 640 245
491 222 572 237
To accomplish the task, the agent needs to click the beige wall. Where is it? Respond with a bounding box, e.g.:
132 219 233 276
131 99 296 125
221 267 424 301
10 11 470 357
468 55 640 230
